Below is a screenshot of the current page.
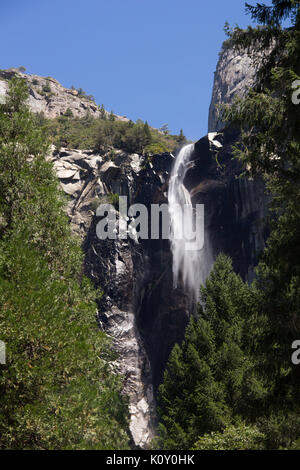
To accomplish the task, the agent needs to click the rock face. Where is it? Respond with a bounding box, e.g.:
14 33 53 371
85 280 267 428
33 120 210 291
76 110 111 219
48 146 181 448
186 131 268 283
208 45 257 132
0 69 128 120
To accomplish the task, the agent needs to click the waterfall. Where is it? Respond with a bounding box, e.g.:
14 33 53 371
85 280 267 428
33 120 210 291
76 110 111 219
168 144 211 300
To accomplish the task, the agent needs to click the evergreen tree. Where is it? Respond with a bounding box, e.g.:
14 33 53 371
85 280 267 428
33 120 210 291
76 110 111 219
143 121 152 147
100 103 106 119
109 110 115 121
157 255 267 450
121 120 152 154
178 129 186 144
220 0 300 447
0 78 130 449
192 423 265 450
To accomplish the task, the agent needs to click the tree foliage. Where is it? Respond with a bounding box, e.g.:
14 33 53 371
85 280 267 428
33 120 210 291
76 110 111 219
192 423 264 450
0 78 130 449
41 110 186 155
157 255 267 450
222 1 300 420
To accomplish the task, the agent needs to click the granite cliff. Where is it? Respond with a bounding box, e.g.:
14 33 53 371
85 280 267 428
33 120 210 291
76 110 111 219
0 68 128 121
208 45 257 132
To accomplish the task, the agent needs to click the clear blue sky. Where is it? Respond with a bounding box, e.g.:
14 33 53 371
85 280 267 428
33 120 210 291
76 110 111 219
0 0 269 141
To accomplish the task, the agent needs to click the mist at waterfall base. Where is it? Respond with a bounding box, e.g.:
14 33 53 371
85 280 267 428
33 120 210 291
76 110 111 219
168 144 213 300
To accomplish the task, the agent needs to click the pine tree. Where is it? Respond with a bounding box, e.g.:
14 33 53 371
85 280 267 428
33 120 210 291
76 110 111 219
220 1 300 447
157 255 267 450
178 129 186 144
0 78 130 449
100 103 106 119
143 121 152 147
109 110 115 121
193 423 265 450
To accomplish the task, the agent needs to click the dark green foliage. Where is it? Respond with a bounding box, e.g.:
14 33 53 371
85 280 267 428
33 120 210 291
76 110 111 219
221 2 300 434
100 104 106 119
42 83 51 94
143 121 152 146
75 87 95 102
118 119 151 153
109 111 115 121
157 255 267 450
258 411 300 449
0 78 130 449
245 1 299 26
44 113 183 155
177 129 186 145
192 424 264 450
64 107 73 118
108 193 119 210
76 87 85 96
144 142 169 156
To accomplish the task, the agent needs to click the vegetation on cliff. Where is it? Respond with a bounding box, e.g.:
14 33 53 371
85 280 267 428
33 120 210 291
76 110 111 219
0 78 130 449
36 110 186 155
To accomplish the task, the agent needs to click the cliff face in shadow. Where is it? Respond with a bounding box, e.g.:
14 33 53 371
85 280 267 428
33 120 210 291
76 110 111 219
187 131 268 282
135 131 269 401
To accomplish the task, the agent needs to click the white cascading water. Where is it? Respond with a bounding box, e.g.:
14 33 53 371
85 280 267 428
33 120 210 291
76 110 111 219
168 143 211 300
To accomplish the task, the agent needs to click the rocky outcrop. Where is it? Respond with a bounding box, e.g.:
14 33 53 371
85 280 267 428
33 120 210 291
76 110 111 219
208 45 257 132
0 69 128 120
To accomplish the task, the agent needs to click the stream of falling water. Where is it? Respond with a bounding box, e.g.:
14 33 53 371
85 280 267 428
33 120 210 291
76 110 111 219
168 144 211 300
